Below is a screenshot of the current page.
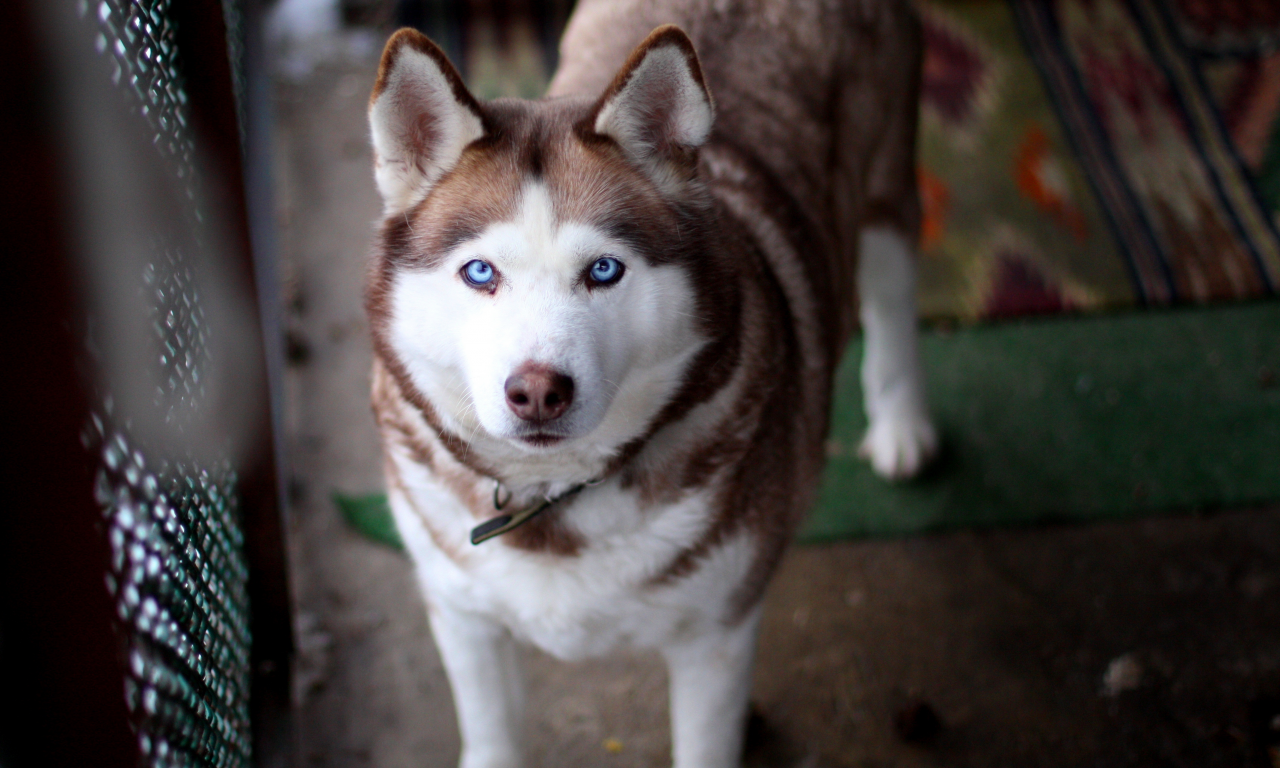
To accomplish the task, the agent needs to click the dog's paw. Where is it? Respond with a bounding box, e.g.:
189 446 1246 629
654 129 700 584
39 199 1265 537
858 408 938 481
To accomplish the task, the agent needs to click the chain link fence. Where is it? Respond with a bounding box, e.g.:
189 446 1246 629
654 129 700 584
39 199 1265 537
3 1 291 766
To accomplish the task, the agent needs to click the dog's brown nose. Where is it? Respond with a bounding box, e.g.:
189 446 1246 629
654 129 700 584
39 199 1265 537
504 364 574 423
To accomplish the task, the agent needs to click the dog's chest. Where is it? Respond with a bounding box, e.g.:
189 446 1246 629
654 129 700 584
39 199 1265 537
393 455 754 659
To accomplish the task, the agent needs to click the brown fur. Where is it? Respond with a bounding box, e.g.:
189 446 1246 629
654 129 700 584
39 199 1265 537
367 2 922 610
541 0 922 602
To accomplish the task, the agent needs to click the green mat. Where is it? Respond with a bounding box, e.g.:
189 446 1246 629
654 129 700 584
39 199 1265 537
336 303 1279 547
334 492 403 550
809 301 1280 541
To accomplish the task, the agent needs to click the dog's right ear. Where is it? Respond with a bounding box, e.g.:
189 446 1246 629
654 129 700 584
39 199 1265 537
369 29 485 213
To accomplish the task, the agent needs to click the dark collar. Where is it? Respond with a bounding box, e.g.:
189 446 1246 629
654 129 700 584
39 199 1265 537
470 478 601 545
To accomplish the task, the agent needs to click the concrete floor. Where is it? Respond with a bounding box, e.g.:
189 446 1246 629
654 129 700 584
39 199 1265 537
274 55 1280 768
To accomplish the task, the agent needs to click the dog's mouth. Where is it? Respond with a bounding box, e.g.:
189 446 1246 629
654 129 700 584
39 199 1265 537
517 432 566 448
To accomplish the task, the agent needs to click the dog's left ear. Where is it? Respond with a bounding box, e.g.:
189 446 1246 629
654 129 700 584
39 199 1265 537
589 25 714 191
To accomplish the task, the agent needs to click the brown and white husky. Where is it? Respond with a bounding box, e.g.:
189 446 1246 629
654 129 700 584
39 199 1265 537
365 1 935 765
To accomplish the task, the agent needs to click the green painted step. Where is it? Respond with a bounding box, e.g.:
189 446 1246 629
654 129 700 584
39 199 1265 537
809 301 1280 541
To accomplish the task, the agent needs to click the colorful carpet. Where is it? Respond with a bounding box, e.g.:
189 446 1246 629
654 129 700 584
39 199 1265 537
917 0 1280 320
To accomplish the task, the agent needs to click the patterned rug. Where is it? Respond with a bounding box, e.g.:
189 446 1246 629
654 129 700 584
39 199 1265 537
918 0 1280 320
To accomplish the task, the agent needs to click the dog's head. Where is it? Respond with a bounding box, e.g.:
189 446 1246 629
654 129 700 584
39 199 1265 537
367 26 735 476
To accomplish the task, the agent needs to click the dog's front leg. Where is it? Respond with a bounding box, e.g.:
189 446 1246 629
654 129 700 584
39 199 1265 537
856 226 939 480
661 607 762 768
428 602 525 768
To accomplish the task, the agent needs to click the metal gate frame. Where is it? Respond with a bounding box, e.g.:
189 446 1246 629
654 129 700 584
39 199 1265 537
1 1 293 765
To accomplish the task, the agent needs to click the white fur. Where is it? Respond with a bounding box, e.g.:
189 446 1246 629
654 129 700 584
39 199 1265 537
369 46 485 214
857 227 938 479
384 175 761 767
664 606 761 768
425 601 526 768
387 425 759 767
385 134 933 768
386 151 934 768
389 181 706 486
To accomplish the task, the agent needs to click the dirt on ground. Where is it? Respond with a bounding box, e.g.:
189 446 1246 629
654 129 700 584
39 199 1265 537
274 55 1280 768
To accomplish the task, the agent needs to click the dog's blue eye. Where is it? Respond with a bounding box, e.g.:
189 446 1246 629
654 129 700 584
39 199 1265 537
589 257 623 285
462 259 495 286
